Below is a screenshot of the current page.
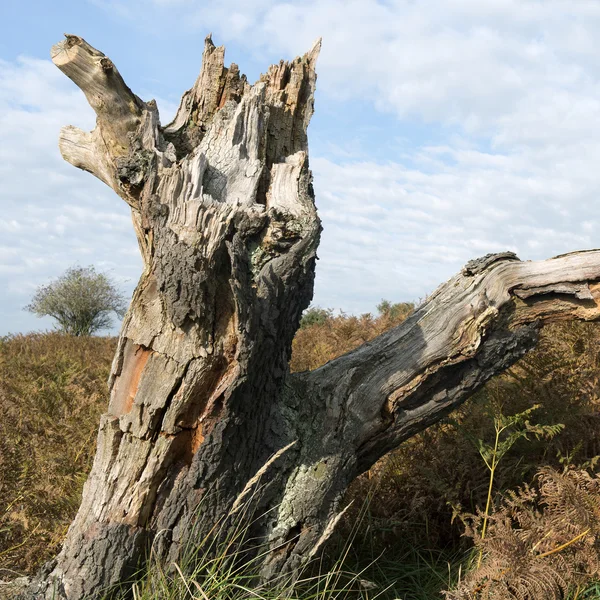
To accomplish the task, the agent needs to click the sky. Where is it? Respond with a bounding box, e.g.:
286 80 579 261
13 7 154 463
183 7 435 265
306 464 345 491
1 0 600 335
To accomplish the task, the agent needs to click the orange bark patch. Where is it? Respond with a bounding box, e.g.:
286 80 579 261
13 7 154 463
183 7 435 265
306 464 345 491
190 423 205 454
164 423 206 465
590 282 600 304
110 341 152 417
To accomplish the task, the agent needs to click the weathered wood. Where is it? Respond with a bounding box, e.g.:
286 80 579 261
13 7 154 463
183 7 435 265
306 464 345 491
257 250 600 578
25 35 600 599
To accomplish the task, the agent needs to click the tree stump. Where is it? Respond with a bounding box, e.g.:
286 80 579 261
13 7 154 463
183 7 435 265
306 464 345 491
26 35 600 599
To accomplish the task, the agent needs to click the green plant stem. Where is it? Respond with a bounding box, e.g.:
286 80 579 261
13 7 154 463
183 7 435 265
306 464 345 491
477 424 501 569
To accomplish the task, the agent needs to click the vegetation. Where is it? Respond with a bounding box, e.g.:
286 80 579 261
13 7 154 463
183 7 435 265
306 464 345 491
0 333 114 575
449 466 600 599
2 305 600 598
25 266 127 336
114 491 385 600
291 301 414 372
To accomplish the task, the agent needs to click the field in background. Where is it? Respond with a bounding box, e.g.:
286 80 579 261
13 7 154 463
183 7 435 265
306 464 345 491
0 333 114 575
2 308 600 597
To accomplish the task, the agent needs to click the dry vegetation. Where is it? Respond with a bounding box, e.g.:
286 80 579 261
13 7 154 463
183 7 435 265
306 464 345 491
449 467 600 599
2 308 600 598
0 333 114 576
290 301 414 373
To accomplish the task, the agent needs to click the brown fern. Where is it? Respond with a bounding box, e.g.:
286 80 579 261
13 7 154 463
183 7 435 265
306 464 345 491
447 468 600 599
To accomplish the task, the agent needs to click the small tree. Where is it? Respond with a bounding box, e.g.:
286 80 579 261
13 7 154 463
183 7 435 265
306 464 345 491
26 266 127 336
376 299 414 321
299 306 332 328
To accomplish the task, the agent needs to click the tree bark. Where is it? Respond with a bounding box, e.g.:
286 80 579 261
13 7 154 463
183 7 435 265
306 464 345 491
27 35 600 599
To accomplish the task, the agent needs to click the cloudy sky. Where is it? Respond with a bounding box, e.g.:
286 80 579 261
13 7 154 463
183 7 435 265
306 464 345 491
1 0 600 335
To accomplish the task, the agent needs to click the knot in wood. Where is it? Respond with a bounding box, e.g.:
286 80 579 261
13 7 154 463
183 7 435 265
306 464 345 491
63 34 82 48
100 57 114 73
116 150 154 188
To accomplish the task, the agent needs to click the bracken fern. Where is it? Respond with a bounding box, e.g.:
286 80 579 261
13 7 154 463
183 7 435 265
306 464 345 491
447 467 600 599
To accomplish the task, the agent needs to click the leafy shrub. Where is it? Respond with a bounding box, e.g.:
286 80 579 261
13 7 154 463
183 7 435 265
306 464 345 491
26 266 127 336
299 307 332 329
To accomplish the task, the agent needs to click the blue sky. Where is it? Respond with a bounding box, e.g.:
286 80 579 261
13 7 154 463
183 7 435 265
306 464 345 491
2 0 600 334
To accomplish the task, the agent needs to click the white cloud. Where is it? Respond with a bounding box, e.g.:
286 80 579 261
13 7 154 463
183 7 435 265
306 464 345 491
310 136 599 311
0 56 143 334
4 0 600 329
99 0 599 129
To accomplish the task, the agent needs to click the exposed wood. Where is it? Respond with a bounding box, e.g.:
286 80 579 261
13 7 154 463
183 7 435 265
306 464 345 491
25 34 600 600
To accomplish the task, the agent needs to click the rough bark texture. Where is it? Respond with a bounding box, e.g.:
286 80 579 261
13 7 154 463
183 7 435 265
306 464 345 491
26 35 600 599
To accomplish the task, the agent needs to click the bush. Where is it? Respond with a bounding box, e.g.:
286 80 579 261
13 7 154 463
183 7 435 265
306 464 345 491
25 266 127 336
299 307 332 329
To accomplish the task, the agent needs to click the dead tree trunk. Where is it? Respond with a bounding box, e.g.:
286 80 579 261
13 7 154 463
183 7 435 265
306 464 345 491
28 35 600 599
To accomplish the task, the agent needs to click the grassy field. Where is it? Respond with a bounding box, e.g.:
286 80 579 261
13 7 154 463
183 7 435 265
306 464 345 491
2 310 600 598
0 333 114 575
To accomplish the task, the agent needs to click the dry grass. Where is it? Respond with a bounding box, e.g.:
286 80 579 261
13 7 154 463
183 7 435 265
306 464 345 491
2 310 600 599
0 332 115 576
290 302 413 373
